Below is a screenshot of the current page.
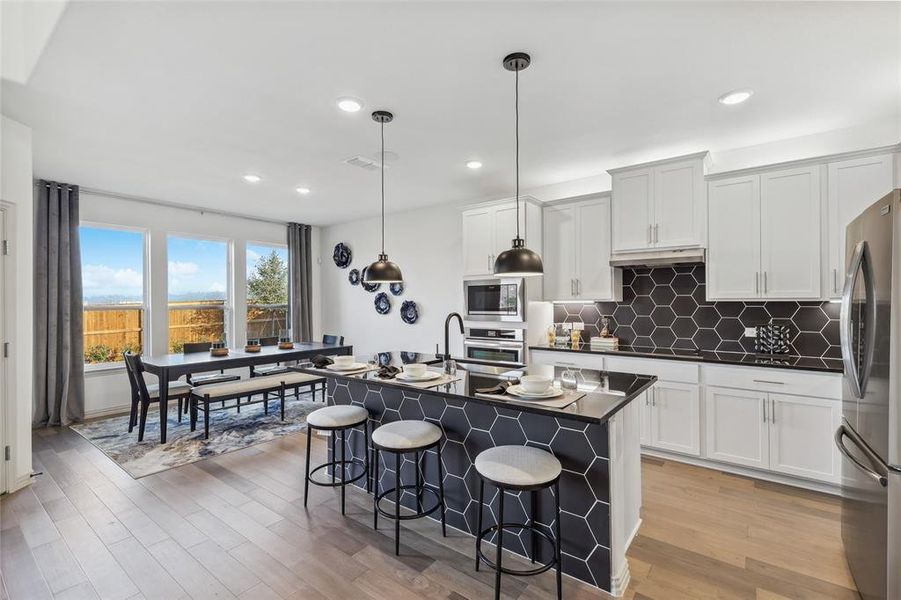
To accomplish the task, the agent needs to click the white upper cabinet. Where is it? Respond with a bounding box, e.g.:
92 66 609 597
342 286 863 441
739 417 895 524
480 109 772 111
542 196 621 301
707 166 822 301
461 199 540 278
826 154 894 298
610 153 708 253
759 166 821 299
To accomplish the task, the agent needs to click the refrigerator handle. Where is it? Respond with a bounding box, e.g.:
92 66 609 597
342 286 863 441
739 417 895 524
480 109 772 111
835 424 888 487
840 241 877 399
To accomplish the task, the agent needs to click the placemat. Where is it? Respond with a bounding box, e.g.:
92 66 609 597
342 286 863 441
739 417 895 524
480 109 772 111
475 389 585 409
392 373 463 389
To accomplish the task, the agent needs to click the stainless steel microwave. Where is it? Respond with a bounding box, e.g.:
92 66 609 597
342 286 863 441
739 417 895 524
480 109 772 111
463 278 524 322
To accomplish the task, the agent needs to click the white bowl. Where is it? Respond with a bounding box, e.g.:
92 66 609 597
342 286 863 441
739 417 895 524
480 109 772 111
404 363 428 378
333 355 355 368
520 375 552 394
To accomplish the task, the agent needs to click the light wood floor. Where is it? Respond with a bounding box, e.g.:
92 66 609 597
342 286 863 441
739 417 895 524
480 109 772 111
0 427 858 600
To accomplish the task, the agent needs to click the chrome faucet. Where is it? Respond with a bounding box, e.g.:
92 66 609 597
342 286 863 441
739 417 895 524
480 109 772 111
444 312 465 359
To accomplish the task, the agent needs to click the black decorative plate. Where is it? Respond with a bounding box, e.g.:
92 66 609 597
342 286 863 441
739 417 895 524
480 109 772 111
400 300 419 324
348 268 360 285
400 351 419 364
376 352 392 366
360 267 381 292
389 282 404 296
374 292 391 315
333 243 352 268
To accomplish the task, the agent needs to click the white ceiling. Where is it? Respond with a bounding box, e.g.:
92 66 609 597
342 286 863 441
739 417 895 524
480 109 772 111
2 1 899 225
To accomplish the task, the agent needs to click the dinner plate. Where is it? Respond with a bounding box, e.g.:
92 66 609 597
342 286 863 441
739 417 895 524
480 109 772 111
506 384 564 399
396 370 443 382
325 363 369 372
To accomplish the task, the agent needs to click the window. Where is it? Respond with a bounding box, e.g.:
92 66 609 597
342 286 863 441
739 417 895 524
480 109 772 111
80 225 146 364
246 243 289 339
167 236 229 352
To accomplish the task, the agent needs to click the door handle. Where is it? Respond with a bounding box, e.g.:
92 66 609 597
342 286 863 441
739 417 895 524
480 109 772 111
771 398 775 424
762 398 767 423
833 268 838 294
755 272 759 294
576 279 581 296
840 241 876 399
835 424 888 487
753 379 785 385
763 271 767 294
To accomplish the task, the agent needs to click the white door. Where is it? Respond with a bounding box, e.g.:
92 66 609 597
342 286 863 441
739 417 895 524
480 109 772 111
707 176 761 300
462 207 494 277
654 159 704 249
611 169 653 252
826 155 894 298
0 207 5 494
493 204 521 260
760 166 822 299
769 393 842 483
649 382 700 456
542 204 576 300
575 198 614 300
704 386 769 469
639 389 651 446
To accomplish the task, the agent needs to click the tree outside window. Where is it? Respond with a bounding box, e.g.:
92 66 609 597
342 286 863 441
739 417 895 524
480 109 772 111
246 244 288 339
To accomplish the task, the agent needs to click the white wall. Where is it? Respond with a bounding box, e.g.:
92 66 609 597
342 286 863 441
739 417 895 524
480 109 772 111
320 202 465 358
80 191 322 417
1 114 35 492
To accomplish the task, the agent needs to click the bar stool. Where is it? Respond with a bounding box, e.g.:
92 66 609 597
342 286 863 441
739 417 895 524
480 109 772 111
474 445 563 600
303 405 370 515
371 420 447 555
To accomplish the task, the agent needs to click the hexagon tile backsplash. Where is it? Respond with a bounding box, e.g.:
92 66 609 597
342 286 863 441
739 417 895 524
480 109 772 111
553 265 840 358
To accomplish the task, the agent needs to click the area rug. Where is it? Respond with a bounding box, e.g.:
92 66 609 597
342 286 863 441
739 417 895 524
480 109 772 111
70 396 321 479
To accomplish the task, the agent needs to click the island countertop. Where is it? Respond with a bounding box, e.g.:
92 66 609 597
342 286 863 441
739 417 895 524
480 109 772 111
291 350 657 425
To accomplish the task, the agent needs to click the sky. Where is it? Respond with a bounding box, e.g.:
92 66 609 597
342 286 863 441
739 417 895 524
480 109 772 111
81 227 288 303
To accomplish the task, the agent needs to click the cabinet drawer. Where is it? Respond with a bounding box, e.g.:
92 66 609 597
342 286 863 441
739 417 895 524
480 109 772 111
605 356 699 384
703 364 841 400
529 350 603 370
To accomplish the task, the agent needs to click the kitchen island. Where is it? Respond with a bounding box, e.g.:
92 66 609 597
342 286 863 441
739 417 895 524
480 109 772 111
293 352 655 596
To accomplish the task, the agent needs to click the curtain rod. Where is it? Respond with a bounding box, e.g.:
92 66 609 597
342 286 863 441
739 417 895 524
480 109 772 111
33 180 289 226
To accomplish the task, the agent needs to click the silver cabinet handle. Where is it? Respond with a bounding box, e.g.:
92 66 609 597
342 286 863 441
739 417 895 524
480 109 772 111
771 398 776 424
576 279 581 296
570 279 575 296
753 379 785 385
833 268 838 294
651 389 656 407
763 271 767 294
762 398 767 423
654 224 659 243
755 272 759 294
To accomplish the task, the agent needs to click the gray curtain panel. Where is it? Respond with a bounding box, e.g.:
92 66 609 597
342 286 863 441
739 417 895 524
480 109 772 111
287 222 313 342
34 181 85 426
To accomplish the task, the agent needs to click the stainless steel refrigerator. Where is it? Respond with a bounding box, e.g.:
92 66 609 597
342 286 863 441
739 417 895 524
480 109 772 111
835 189 901 600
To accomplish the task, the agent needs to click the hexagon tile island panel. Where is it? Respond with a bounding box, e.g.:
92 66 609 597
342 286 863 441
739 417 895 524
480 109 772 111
554 265 840 357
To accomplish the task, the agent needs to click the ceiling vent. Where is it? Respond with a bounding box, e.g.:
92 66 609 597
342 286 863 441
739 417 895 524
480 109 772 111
344 155 388 171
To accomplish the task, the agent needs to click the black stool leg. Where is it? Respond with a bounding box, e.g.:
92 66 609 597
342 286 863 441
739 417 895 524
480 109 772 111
531 489 538 564
554 481 562 600
373 447 380 530
364 421 371 494
436 442 447 537
394 452 401 556
190 397 197 431
177 398 183 423
280 385 286 421
203 399 210 439
340 428 347 515
475 478 484 572
495 489 505 600
415 451 422 513
330 432 336 480
304 426 312 507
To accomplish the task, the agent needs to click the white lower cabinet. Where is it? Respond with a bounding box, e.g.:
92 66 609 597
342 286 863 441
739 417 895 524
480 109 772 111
703 385 841 484
644 382 700 456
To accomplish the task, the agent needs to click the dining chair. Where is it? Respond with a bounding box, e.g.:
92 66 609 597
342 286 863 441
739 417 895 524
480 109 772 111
124 352 192 442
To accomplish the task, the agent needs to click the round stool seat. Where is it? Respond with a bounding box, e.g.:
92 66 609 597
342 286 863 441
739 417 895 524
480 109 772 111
372 420 442 450
306 404 368 429
475 445 562 488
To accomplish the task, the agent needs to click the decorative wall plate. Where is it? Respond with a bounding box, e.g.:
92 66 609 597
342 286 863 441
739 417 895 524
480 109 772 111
348 268 360 285
377 352 392 366
360 267 381 292
400 300 419 324
333 243 352 268
389 282 404 296
400 351 419 363
374 292 391 315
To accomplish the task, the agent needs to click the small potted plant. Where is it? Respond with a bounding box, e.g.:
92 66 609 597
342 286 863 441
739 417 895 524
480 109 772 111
245 336 261 353
210 338 229 357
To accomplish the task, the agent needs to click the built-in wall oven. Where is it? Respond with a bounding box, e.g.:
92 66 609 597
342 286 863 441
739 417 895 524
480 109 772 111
463 278 524 322
463 327 525 365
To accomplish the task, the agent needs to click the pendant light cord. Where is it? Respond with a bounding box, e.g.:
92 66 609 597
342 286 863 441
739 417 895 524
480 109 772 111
514 66 521 240
380 120 386 255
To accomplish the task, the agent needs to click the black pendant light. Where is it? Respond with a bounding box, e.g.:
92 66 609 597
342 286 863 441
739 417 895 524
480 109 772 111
363 110 404 284
493 52 544 277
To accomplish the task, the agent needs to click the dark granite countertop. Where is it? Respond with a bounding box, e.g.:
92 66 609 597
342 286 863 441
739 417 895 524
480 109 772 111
529 343 843 374
292 350 657 425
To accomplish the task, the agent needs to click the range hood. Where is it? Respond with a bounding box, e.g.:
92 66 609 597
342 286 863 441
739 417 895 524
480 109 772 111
609 248 705 268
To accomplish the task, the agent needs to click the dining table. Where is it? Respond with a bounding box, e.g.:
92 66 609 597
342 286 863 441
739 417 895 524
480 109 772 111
140 341 352 442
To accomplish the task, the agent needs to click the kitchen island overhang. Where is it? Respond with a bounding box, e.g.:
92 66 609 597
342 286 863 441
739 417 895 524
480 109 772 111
293 354 655 596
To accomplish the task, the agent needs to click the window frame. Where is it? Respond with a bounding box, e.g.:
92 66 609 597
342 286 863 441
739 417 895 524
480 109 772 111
80 221 150 371
245 240 289 340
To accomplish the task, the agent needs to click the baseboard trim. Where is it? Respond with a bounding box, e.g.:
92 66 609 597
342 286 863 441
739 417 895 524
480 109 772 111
641 448 841 496
83 403 132 420
610 555 631 597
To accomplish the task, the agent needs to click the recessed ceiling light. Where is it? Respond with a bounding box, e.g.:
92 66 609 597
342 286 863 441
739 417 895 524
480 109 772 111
243 174 261 183
718 89 754 105
466 160 483 170
296 187 311 195
336 97 363 113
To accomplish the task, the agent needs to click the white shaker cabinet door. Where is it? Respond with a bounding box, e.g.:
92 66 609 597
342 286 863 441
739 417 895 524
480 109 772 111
493 203 521 260
462 208 495 277
612 168 653 252
704 386 769 470
649 382 700 456
769 393 841 484
707 176 761 300
542 204 577 300
759 166 822 299
654 158 705 249
826 154 894 298
576 198 615 300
